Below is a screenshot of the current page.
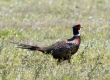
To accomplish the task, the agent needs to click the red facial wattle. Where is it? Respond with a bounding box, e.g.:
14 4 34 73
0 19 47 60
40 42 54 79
77 24 81 30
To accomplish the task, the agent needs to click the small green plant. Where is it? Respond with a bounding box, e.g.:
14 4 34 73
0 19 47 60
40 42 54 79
0 37 4 54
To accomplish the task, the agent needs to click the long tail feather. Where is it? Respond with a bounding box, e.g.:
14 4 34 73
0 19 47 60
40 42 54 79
11 42 39 50
17 45 38 50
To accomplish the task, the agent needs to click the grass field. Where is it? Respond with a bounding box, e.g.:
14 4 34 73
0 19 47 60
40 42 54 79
0 0 110 80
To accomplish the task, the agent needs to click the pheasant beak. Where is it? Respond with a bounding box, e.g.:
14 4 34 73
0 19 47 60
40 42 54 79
81 26 83 28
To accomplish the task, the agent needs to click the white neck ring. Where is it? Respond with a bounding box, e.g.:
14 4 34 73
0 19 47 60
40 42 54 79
74 34 80 37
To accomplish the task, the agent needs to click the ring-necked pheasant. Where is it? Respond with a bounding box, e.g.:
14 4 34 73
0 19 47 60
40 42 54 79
12 24 82 63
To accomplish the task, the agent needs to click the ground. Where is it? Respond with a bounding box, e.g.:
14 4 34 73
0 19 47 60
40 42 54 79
0 0 110 80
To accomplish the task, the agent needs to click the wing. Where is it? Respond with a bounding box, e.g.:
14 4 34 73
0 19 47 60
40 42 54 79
44 40 76 54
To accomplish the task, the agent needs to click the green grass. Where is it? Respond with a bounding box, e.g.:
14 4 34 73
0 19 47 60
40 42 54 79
0 0 110 80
